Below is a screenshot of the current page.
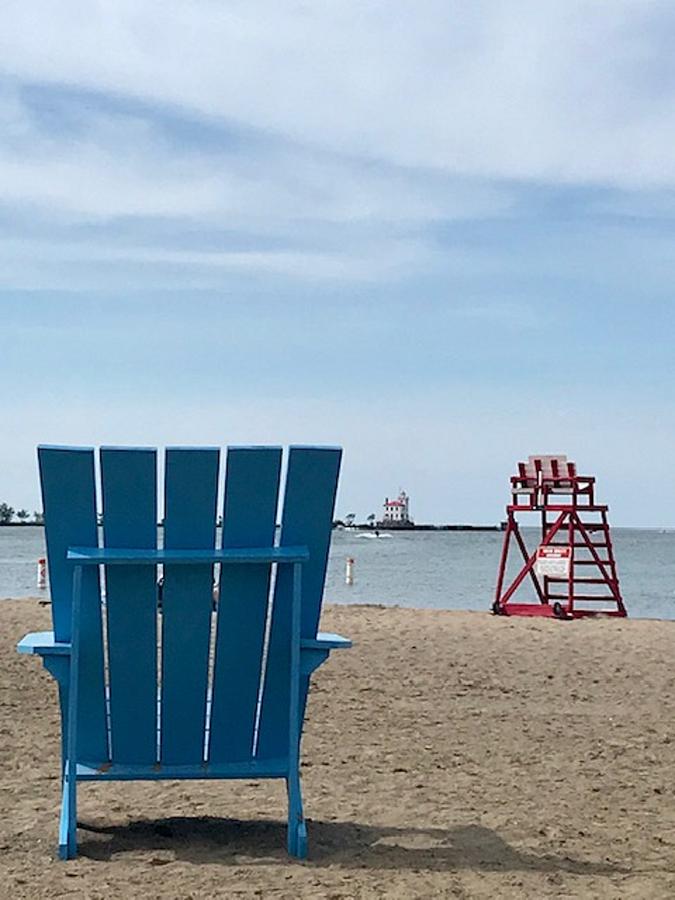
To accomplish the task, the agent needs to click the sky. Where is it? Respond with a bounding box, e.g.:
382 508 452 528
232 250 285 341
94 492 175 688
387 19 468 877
1 1 675 526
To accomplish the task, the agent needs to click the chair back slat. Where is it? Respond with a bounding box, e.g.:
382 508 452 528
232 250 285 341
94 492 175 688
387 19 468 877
257 447 341 760
39 447 97 643
38 447 108 762
161 448 219 765
101 448 158 765
523 461 537 479
209 447 282 763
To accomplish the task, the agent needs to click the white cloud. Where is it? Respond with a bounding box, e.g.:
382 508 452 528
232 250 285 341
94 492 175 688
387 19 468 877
1 2 673 287
0 86 513 225
0 70 516 285
1 1 674 187
0 233 442 288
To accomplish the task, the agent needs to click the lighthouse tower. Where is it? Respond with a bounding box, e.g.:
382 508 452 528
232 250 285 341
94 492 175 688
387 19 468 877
380 490 411 526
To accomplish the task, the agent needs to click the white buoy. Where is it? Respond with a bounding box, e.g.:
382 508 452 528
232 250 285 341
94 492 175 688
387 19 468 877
345 556 354 586
37 557 47 590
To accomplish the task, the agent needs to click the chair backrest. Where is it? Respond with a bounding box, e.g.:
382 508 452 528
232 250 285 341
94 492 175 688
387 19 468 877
38 445 341 768
517 461 537 483
528 454 568 481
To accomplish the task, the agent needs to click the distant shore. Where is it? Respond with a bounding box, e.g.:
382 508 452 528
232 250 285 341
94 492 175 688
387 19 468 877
0 521 508 531
334 522 507 532
0 522 42 527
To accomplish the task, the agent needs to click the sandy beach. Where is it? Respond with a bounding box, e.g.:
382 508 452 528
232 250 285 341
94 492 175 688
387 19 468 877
2 599 675 898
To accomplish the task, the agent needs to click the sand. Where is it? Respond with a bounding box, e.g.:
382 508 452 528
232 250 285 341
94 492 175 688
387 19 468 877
2 599 675 898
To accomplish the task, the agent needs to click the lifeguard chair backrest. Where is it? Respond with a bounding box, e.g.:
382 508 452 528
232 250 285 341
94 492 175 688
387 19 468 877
528 454 568 482
518 460 538 483
38 445 341 768
528 454 567 473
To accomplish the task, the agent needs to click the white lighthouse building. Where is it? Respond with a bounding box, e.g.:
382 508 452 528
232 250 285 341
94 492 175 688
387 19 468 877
380 490 411 526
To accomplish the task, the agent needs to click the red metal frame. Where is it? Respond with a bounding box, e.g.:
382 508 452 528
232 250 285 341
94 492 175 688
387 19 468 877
493 455 627 619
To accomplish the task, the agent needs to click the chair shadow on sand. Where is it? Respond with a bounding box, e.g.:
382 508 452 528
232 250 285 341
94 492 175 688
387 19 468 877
77 817 623 877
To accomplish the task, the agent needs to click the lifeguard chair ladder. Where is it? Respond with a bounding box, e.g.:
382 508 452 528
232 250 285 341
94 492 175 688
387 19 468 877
493 455 627 619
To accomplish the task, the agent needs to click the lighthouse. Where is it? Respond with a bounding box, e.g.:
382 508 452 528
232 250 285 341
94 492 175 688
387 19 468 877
380 490 411 526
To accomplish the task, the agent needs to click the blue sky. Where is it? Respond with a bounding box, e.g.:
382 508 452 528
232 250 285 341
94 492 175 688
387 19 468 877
1 1 675 525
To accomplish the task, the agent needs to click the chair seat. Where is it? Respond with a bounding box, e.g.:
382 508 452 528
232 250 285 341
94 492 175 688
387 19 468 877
75 758 289 780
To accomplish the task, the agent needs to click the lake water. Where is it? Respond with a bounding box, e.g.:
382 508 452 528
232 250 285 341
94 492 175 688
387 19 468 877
3 525 674 620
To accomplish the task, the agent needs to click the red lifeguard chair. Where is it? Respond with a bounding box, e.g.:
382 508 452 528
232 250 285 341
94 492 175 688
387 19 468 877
493 455 627 619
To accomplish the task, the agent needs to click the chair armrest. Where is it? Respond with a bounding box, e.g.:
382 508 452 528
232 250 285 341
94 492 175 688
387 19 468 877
301 632 352 650
17 631 71 656
299 632 351 676
17 631 349 657
67 546 309 565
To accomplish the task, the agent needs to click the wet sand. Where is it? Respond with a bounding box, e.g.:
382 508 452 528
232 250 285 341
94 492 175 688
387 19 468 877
2 598 675 898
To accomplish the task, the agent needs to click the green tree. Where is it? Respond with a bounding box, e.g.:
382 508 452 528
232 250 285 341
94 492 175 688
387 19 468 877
0 503 15 524
32 511 44 525
16 509 29 523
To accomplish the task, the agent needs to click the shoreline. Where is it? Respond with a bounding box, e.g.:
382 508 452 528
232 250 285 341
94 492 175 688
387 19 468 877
3 595 675 624
3 522 673 530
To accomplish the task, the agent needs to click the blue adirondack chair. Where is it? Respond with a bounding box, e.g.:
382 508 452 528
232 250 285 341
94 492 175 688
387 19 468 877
18 445 350 860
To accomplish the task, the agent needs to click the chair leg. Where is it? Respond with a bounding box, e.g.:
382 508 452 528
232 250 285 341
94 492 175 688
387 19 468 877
58 763 77 860
286 771 307 859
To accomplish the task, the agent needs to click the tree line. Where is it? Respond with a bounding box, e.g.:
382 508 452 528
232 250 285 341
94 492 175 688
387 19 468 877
0 503 43 524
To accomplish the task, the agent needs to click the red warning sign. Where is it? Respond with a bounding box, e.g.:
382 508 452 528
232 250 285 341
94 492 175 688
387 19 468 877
535 545 571 578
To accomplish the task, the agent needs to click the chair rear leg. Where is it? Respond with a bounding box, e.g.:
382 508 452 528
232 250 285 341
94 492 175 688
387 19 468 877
58 763 78 860
286 770 307 859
